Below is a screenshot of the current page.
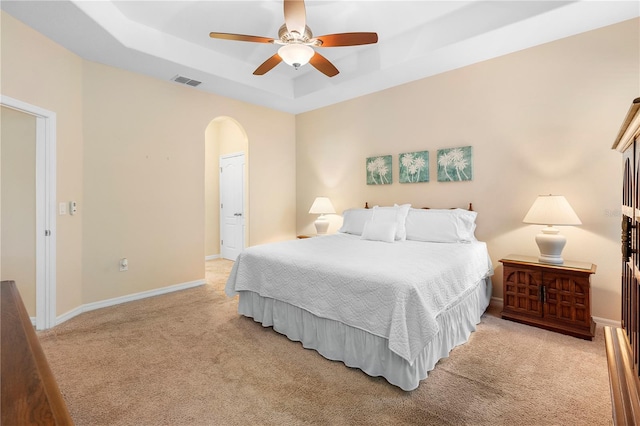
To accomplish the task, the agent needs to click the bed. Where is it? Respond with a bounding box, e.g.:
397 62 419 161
225 204 493 391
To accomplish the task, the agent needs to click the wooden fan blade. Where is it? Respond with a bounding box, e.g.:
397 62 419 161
309 52 339 77
209 32 274 44
253 53 283 75
316 32 378 47
284 0 306 36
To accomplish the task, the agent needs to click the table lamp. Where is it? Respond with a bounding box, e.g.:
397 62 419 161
309 197 335 234
522 194 582 265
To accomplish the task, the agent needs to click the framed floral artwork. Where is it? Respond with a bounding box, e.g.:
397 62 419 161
437 146 472 182
366 155 392 185
399 151 429 183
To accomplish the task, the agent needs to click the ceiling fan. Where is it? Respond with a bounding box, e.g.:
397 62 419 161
209 0 378 77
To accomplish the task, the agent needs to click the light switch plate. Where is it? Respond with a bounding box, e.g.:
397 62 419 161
59 202 67 215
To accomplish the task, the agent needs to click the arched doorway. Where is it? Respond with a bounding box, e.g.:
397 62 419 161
205 117 249 261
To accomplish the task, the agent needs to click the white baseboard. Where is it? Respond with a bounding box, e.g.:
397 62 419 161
56 278 206 326
593 316 621 328
205 254 220 261
57 305 83 325
488 297 620 328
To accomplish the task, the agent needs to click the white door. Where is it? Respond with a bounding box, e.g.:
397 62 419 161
220 153 245 261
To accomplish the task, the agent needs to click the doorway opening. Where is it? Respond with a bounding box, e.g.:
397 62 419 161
1 95 57 330
205 117 249 261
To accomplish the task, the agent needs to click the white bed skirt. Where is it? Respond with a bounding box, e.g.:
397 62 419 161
237 277 492 391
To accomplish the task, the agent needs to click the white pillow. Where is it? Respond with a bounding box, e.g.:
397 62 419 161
371 204 411 241
338 208 375 235
361 220 397 243
405 208 477 243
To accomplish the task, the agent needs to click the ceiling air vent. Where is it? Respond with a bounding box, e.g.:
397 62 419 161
171 75 202 87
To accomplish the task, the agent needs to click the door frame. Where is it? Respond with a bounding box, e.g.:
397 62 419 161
219 152 245 260
1 95 57 330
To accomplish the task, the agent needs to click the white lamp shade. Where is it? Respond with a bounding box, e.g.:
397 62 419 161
522 195 581 226
308 197 335 215
278 44 314 68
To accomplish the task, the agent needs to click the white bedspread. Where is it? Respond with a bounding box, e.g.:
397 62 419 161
225 233 493 364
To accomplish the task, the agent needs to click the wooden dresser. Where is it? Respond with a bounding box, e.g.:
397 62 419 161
609 97 640 425
500 255 596 340
1 280 73 425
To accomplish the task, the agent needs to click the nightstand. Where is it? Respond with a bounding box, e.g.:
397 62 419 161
499 254 596 340
296 234 316 239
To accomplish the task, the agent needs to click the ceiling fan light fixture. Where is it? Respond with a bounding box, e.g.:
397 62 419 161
278 44 314 69
209 0 377 77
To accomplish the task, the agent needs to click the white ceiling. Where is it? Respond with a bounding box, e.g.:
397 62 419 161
2 1 638 114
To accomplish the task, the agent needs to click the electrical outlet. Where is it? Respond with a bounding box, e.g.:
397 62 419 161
119 258 128 272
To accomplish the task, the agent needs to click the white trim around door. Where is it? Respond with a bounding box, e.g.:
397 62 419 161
1 95 57 330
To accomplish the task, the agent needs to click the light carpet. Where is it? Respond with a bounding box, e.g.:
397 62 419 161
38 259 612 425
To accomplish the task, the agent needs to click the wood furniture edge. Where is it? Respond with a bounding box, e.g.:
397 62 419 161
604 326 640 425
499 257 597 274
612 97 640 150
502 310 595 340
1 280 74 425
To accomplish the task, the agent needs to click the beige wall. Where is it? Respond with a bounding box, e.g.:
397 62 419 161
1 11 296 316
296 18 640 322
205 117 249 258
80 52 295 304
1 11 85 316
1 106 36 315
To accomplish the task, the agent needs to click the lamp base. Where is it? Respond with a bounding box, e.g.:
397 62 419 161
314 216 329 234
538 254 564 265
535 226 566 265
